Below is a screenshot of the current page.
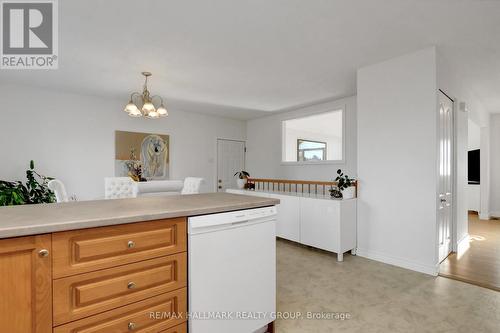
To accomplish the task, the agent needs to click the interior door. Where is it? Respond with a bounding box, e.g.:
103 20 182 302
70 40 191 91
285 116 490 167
438 91 454 262
217 139 245 192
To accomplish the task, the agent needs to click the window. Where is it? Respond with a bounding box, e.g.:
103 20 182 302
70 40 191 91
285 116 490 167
297 139 327 161
282 109 343 163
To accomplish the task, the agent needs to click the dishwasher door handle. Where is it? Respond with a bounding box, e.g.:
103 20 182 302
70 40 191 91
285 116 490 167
231 219 250 226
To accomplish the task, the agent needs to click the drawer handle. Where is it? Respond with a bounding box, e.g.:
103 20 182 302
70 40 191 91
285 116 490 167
127 240 136 248
38 249 49 257
128 322 136 331
127 281 136 289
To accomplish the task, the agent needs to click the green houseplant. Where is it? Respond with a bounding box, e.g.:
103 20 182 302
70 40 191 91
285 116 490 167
234 171 250 189
0 160 56 206
330 169 356 199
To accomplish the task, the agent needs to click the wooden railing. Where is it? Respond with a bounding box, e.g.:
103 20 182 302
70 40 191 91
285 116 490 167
246 178 358 196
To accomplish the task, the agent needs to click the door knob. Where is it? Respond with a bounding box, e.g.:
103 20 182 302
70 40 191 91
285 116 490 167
440 198 446 203
127 240 136 248
128 322 136 331
38 249 49 257
127 281 136 289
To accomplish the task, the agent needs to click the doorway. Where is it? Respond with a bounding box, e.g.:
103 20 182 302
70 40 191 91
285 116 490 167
216 139 246 192
438 90 454 263
440 212 500 291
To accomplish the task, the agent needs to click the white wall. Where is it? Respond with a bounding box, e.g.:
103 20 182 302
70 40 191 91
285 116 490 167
0 84 246 200
466 119 480 217
357 47 439 275
468 119 481 150
455 108 469 245
246 96 357 181
479 125 491 219
479 123 492 220
489 114 500 217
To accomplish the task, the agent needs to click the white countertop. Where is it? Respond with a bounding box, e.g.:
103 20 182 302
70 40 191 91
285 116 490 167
227 188 357 201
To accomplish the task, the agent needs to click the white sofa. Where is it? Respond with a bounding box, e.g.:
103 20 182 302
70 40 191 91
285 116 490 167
134 180 184 197
104 177 204 199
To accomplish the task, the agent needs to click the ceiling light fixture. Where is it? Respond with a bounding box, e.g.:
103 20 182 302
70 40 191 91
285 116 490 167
124 72 168 118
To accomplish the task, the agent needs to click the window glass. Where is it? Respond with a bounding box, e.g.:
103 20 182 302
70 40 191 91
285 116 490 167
297 139 327 161
282 110 343 162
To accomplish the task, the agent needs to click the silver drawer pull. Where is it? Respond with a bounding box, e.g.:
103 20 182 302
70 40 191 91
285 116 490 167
127 281 136 289
128 322 136 330
127 240 136 248
38 249 49 257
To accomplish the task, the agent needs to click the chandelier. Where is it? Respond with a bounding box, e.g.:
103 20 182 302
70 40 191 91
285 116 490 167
123 72 168 118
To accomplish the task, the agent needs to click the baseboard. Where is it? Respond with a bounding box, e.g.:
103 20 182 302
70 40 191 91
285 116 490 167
356 248 439 276
479 212 491 220
489 211 500 219
456 233 470 256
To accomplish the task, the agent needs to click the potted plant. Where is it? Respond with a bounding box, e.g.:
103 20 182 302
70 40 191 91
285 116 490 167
234 171 250 189
330 169 356 199
0 160 56 206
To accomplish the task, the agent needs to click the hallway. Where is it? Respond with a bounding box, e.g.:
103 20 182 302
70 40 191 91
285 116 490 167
439 213 500 291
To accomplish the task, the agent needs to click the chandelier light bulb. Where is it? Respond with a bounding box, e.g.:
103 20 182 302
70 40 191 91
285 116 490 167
147 110 160 118
142 102 155 114
124 101 138 114
157 105 168 116
128 107 142 117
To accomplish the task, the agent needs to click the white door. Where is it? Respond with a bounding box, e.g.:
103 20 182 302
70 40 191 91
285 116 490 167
217 139 245 192
438 91 454 262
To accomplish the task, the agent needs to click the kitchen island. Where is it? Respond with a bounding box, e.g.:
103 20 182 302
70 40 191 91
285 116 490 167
0 193 279 333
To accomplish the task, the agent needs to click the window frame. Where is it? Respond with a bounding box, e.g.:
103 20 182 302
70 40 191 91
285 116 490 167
297 139 327 161
281 107 346 165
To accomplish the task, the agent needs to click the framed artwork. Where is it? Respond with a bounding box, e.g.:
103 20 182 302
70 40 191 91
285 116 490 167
115 130 170 180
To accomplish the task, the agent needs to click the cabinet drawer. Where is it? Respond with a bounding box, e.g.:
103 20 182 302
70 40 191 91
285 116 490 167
54 253 187 325
160 322 187 333
54 288 187 333
53 218 187 278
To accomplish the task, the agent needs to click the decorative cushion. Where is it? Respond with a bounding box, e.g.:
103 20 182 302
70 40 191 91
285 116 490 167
104 177 135 199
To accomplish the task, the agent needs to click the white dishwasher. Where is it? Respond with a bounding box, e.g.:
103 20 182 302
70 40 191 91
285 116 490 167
188 206 277 333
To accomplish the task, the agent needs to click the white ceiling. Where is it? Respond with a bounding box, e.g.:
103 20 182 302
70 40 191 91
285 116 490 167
1 0 500 119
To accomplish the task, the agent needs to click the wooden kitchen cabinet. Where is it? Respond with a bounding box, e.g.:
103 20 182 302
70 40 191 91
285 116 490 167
52 218 187 279
0 234 52 333
160 323 187 333
0 218 188 333
53 253 187 325
53 289 187 333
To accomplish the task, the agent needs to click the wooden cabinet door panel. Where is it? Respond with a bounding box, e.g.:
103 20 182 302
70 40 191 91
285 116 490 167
53 288 187 333
0 234 52 333
54 253 187 325
52 218 187 278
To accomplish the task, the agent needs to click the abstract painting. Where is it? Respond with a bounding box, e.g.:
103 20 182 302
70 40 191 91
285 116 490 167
115 131 170 180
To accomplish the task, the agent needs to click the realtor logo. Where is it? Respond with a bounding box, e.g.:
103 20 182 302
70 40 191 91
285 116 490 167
1 0 58 69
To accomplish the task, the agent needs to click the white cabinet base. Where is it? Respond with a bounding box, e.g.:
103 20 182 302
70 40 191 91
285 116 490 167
227 189 357 261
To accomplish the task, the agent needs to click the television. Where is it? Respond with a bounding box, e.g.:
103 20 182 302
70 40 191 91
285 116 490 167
468 149 480 184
